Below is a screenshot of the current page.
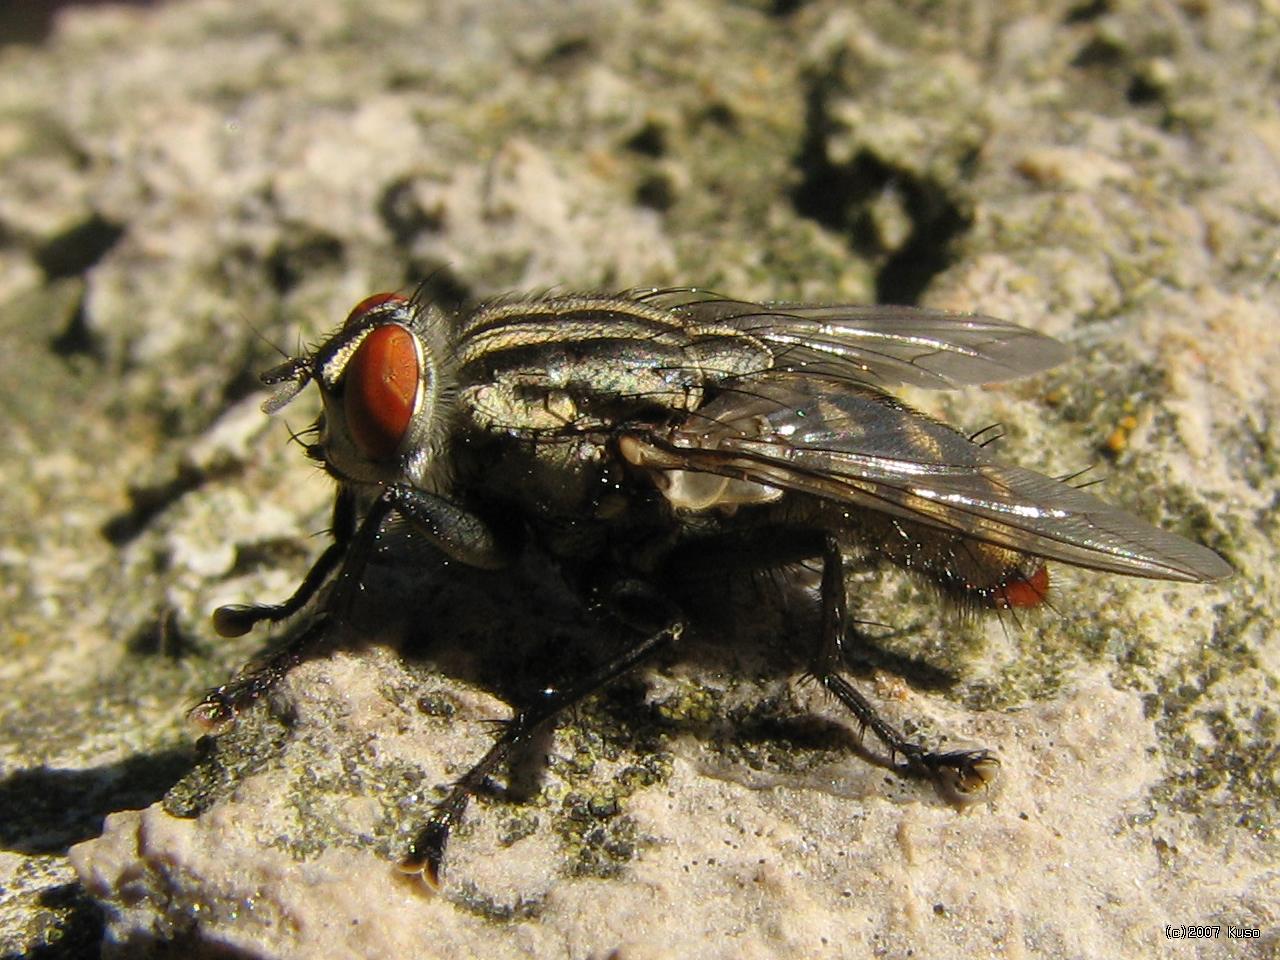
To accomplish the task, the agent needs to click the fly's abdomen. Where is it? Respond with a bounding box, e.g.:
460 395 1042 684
833 504 1051 609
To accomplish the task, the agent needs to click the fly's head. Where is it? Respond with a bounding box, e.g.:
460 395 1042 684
262 292 454 491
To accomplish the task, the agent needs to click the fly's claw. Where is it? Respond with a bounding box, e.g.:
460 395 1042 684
398 820 450 891
188 663 287 734
910 748 1001 799
188 689 239 735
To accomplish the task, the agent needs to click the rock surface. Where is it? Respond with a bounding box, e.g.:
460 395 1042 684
1 0 1275 957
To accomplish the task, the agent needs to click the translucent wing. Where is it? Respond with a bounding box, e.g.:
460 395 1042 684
626 374 1230 583
637 289 1071 389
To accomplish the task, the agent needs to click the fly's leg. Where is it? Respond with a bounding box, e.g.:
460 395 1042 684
197 485 509 728
814 536 999 796
401 597 685 888
194 490 360 730
191 615 333 732
211 489 358 638
320 482 510 629
213 484 508 637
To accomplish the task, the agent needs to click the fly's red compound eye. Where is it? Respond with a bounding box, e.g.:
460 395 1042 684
344 291 409 328
343 323 421 460
993 564 1050 609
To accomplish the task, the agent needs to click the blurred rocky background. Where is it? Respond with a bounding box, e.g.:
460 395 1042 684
1 1 1275 957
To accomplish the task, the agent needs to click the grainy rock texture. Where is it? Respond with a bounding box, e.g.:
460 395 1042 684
1 1 1276 958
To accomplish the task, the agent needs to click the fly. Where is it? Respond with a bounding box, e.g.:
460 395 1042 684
193 287 1231 887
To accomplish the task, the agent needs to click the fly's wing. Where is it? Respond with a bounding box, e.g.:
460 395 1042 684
627 374 1230 583
637 289 1071 389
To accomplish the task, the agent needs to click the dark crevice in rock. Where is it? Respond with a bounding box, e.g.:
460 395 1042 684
871 172 972 306
1063 0 1111 24
47 291 103 360
623 119 668 158
126 607 206 659
401 262 473 313
2 884 105 960
0 1 161 49
100 463 210 546
34 212 125 282
790 81 972 304
379 177 446 247
266 232 345 296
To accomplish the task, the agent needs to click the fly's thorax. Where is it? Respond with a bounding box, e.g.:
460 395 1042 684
311 293 456 491
452 294 773 435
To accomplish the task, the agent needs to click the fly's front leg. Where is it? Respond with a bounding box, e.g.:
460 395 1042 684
194 490 359 730
197 485 507 727
401 588 685 889
813 536 999 797
214 483 508 637
324 482 510 623
191 615 332 732
211 489 358 638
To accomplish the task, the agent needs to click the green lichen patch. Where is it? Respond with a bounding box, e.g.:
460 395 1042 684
164 708 291 820
1148 598 1277 839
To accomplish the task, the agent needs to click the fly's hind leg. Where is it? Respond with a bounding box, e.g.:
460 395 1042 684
401 586 685 889
814 536 999 797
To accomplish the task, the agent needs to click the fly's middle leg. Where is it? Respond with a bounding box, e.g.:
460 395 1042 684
813 536 1000 796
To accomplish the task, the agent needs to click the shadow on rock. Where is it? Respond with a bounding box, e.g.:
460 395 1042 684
0 746 195 854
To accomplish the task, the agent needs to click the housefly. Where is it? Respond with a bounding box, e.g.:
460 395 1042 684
194 287 1231 886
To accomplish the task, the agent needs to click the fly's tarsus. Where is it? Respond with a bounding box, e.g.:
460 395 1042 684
924 750 1002 797
193 616 333 731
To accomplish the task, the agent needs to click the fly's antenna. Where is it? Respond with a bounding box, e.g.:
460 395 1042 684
260 356 312 414
233 307 295 363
